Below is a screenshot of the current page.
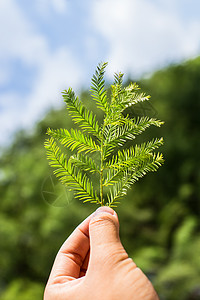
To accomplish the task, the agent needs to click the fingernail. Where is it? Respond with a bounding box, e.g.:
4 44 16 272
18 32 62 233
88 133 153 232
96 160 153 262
93 206 115 217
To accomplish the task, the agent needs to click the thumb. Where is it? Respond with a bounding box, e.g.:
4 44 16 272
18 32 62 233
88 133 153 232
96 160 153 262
89 207 122 261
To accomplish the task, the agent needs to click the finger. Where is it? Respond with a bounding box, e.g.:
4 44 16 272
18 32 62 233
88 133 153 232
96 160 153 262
90 206 120 247
48 213 93 284
80 250 90 277
88 207 125 270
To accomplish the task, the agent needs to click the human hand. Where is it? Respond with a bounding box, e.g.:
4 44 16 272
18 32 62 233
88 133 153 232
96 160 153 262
44 207 159 300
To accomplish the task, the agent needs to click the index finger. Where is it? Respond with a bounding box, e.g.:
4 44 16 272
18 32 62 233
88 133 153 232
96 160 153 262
47 213 93 284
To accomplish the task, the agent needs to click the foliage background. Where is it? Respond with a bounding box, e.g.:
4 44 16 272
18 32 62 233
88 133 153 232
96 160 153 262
0 57 200 299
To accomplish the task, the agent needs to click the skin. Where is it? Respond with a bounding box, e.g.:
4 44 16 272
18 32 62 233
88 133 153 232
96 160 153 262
44 207 159 300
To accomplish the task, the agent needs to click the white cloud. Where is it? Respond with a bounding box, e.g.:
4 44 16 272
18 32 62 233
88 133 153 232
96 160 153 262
22 48 83 128
0 0 82 146
91 0 200 77
0 67 11 86
51 0 68 14
35 0 68 16
1 0 200 147
0 0 48 65
0 47 82 146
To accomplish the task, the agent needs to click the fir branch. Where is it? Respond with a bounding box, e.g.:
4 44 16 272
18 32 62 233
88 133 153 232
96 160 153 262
45 138 100 204
107 152 164 206
90 62 108 112
108 82 150 119
102 118 163 157
47 128 100 154
114 72 124 87
107 175 131 207
45 62 164 207
62 88 100 137
122 82 150 109
110 72 124 109
104 139 164 186
69 153 100 174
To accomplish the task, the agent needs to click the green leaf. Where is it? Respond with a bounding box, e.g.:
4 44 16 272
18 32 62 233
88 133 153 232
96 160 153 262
122 82 150 108
62 88 100 137
109 82 150 118
45 62 164 207
102 118 163 157
107 152 164 206
114 71 124 87
47 128 101 154
44 138 100 204
90 62 108 112
69 153 100 174
104 140 164 186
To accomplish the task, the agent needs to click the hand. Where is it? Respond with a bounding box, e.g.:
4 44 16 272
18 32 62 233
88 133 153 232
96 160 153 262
44 207 159 300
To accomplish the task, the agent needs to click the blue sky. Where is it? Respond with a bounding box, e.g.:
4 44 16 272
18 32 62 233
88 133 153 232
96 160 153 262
0 0 200 147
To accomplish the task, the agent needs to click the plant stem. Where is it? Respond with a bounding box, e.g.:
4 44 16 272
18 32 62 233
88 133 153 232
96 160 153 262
100 168 103 206
100 139 104 206
99 123 106 206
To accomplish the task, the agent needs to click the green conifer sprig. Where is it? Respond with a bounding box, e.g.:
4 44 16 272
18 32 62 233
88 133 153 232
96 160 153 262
45 62 164 207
